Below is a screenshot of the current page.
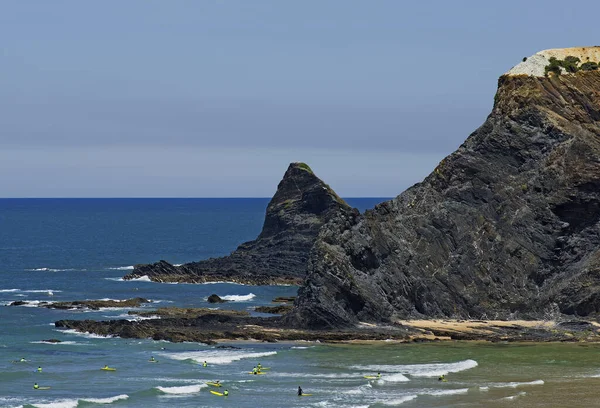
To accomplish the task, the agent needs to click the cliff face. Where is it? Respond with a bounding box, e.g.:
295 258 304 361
125 163 355 284
287 48 600 329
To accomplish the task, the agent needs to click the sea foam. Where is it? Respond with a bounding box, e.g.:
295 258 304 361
155 384 207 394
80 394 129 404
220 293 255 302
350 359 478 377
162 349 277 365
489 379 544 388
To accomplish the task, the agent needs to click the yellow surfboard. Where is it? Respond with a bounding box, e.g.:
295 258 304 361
210 390 224 396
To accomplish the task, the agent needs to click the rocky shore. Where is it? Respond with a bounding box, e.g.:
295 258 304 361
9 297 151 310
53 308 600 344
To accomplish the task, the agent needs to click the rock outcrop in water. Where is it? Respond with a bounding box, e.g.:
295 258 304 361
124 163 355 285
287 47 600 329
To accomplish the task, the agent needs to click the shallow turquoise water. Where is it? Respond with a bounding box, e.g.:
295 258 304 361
1 199 600 407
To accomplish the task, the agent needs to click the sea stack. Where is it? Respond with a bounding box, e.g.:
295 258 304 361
124 162 356 285
286 47 600 329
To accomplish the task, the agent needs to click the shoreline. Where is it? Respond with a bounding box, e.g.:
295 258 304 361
52 311 600 345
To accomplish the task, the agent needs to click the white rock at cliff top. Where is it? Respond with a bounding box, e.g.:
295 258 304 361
506 46 600 77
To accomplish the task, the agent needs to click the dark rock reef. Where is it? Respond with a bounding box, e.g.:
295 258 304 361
124 162 355 284
287 50 600 329
9 298 150 310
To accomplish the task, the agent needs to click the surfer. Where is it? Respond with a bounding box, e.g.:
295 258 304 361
37 366 42 372
149 356 156 362
203 361 208 367
377 372 381 379
252 366 258 374
223 389 229 396
33 383 39 389
438 374 446 381
257 362 262 371
298 386 303 396
20 357 26 362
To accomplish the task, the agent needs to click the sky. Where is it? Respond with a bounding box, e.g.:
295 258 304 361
1 0 599 197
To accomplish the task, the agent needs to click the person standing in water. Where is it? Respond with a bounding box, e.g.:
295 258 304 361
33 383 39 389
298 386 303 396
37 366 42 373
223 389 229 396
203 361 208 367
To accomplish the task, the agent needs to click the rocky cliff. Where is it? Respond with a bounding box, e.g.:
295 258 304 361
287 47 600 329
124 162 355 284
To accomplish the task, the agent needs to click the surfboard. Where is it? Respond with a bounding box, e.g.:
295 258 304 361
299 394 312 396
148 360 158 363
210 390 224 396
207 382 222 387
101 367 116 371
364 376 380 379
247 371 266 375
35 386 51 390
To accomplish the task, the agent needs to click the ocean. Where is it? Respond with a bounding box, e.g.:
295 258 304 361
1 198 599 408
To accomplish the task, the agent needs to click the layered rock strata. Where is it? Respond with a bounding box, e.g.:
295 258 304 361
287 47 600 329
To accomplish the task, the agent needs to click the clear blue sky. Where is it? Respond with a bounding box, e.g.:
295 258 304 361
1 0 598 197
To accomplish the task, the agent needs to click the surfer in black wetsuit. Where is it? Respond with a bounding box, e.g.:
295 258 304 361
298 386 303 396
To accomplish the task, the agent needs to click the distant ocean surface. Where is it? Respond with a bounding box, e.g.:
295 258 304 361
1 198 600 408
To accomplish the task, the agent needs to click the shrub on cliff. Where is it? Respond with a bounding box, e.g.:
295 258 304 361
580 61 599 71
545 57 563 76
562 55 581 72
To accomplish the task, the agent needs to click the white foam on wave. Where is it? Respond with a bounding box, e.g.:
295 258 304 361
104 277 123 281
23 289 62 293
147 377 200 384
80 394 129 404
0 289 19 292
426 388 469 396
30 341 90 346
270 371 360 379
57 329 114 339
13 300 54 308
130 275 151 282
31 400 79 408
350 359 478 377
501 391 527 401
27 268 77 272
201 281 247 286
490 379 544 388
107 266 134 270
220 293 255 302
381 395 418 405
380 373 410 383
291 346 312 349
162 349 277 365
155 384 207 394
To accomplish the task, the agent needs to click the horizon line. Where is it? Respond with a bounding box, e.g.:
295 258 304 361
0 196 393 199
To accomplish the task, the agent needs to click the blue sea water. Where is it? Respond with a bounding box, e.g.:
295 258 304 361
1 198 599 408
